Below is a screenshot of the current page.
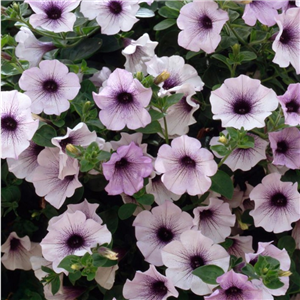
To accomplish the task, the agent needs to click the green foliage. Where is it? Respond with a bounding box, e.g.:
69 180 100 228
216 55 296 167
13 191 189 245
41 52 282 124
193 265 225 284
210 170 234 199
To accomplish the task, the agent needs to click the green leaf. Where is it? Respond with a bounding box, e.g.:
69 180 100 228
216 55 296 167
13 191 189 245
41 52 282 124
136 7 155 18
164 93 184 110
211 54 232 70
32 124 57 147
69 270 81 285
118 203 137 220
239 51 257 62
263 278 284 290
278 236 296 256
219 238 233 250
86 119 104 130
210 170 234 199
96 151 112 162
1 185 21 202
241 264 260 279
57 255 80 273
154 19 176 31
226 127 239 139
149 109 164 121
210 145 229 156
192 265 225 284
136 120 162 134
51 276 61 295
158 6 179 19
165 1 184 11
136 194 154 205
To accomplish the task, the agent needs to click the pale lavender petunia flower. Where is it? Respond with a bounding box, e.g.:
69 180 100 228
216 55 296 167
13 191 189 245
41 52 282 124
122 33 158 75
177 0 229 53
133 200 193 266
25 0 80 33
93 68 152 130
43 284 84 300
102 142 153 196
272 8 300 74
210 74 278 130
89 67 111 89
204 269 262 300
30 255 55 281
80 0 140 35
155 135 218 196
1 232 42 271
249 173 300 233
19 59 80 115
15 27 56 68
277 83 300 126
31 147 82 209
41 210 112 274
161 230 230 296
7 141 44 182
292 220 300 250
242 0 283 26
1 90 39 159
146 55 204 95
210 131 268 171
192 198 236 243
123 264 179 300
226 235 254 261
269 127 300 169
95 264 119 290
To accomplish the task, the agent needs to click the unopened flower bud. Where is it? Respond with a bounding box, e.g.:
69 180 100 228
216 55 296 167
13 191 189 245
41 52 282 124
278 270 292 277
83 101 92 115
98 247 118 260
135 71 143 82
154 70 170 85
219 135 227 144
239 0 253 4
66 144 81 156
71 264 82 271
31 212 39 218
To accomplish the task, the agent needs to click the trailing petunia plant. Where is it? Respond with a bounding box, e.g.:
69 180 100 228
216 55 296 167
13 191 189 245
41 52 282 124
1 0 300 300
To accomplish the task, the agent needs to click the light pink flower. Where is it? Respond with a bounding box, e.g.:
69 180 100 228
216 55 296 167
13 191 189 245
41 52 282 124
133 200 193 266
249 173 300 233
25 0 80 32
1 90 39 159
123 264 179 300
272 8 300 74
155 135 218 196
95 265 119 290
30 256 55 281
93 68 152 130
1 232 42 271
15 27 56 67
41 210 112 274
192 198 236 243
226 235 254 261
19 59 80 115
31 147 82 209
102 142 153 195
177 0 229 53
277 83 300 126
210 75 278 130
292 220 300 250
89 67 111 88
269 127 300 169
161 230 230 296
80 0 140 35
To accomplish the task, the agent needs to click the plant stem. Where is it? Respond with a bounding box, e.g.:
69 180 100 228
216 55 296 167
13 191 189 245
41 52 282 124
251 129 268 139
163 116 169 145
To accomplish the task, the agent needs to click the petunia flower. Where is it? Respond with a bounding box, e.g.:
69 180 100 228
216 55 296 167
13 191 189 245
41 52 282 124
249 173 300 233
277 83 300 126
1 90 39 159
161 230 230 296
30 255 55 281
40 210 112 274
25 0 80 33
133 200 193 266
292 220 300 250
272 8 300 74
269 127 300 169
15 27 56 68
204 269 262 300
19 59 81 115
226 235 254 261
31 147 82 209
192 198 236 243
123 264 179 300
80 0 140 35
210 75 278 130
122 33 158 74
210 131 268 171
177 0 229 53
242 1 283 26
1 232 42 271
95 265 119 290
89 67 111 89
102 142 153 196
6 141 44 182
93 68 152 130
155 135 218 196
146 55 204 95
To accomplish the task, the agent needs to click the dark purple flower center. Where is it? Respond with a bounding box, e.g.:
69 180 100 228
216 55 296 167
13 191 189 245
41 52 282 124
151 281 168 297
181 155 196 168
233 99 251 115
271 192 287 207
156 226 174 243
280 29 292 45
163 76 181 90
249 257 258 266
45 4 62 20
43 79 58 93
285 99 299 113
199 15 213 30
225 286 242 297
33 144 44 156
10 238 20 251
276 141 288 154
190 255 205 270
200 209 213 220
117 92 133 105
115 157 129 169
108 1 122 15
67 234 85 250
65 175 75 182
152 174 162 183
179 97 193 113
60 137 74 152
1 115 18 132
